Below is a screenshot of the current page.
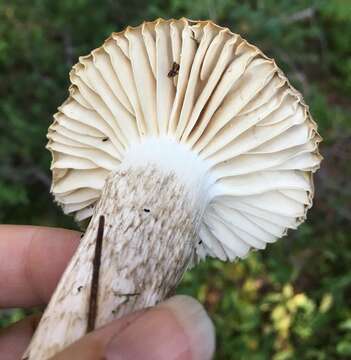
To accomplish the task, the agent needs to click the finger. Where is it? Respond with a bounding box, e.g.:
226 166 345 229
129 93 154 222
0 225 80 308
52 295 215 360
0 314 41 360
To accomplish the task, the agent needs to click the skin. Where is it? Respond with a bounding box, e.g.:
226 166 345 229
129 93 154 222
0 225 215 360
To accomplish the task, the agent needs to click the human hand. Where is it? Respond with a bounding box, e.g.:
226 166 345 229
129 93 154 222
0 225 215 359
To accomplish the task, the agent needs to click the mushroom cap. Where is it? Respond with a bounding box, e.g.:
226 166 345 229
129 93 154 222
47 18 322 262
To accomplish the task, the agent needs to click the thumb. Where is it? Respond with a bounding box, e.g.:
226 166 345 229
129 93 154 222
51 295 215 360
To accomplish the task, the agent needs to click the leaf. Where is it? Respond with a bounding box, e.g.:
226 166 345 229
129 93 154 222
337 340 351 356
319 293 333 313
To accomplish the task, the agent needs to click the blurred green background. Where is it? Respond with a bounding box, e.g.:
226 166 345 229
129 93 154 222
0 0 350 359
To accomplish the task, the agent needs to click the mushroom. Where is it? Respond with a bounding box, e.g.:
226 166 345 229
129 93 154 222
23 18 322 359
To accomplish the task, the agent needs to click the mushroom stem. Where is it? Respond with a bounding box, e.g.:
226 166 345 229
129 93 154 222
23 166 202 360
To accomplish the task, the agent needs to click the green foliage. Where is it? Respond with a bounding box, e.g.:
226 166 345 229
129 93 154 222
0 1 350 359
179 231 351 360
0 309 26 328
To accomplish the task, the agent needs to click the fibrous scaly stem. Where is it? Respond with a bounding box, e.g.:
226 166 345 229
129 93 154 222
23 166 201 359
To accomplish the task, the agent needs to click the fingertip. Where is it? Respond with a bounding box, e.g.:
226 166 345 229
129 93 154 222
0 225 80 307
51 295 215 360
0 314 41 360
159 295 216 360
105 295 215 360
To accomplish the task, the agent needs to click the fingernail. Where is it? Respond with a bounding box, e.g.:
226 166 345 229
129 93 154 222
159 295 216 360
105 295 215 360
